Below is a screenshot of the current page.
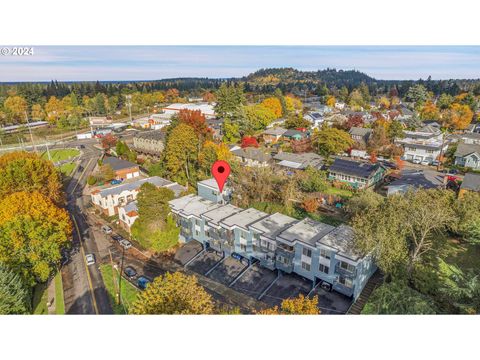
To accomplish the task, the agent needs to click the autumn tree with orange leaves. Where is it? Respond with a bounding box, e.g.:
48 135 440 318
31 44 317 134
440 104 473 130
178 109 213 142
261 97 283 118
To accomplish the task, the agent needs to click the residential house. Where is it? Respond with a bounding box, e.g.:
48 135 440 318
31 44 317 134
282 129 308 142
459 173 480 196
168 181 377 299
263 127 288 144
231 147 272 167
118 201 139 233
206 118 224 140
458 132 480 145
396 126 447 163
349 127 373 147
386 169 444 196
273 152 323 170
303 112 324 128
102 156 140 180
328 158 386 189
91 176 184 216
454 142 480 170
132 130 166 157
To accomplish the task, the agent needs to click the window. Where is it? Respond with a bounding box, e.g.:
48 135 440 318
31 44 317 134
301 262 311 271
340 261 355 273
320 249 330 260
302 247 312 258
338 276 353 288
319 264 329 274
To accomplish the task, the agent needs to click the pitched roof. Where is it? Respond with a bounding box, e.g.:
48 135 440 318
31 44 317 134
283 129 306 138
329 158 384 179
455 142 480 157
273 152 323 169
134 130 166 141
231 148 272 162
386 170 444 192
263 127 288 136
99 176 173 197
349 127 372 137
102 156 139 171
461 173 480 192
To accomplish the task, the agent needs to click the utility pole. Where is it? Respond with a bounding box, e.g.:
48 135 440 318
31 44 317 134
24 111 37 153
45 141 52 161
125 95 132 123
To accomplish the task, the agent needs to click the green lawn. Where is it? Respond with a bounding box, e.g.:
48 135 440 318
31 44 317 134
99 264 139 314
55 272 65 315
41 148 80 162
323 186 354 199
32 282 48 315
59 162 76 176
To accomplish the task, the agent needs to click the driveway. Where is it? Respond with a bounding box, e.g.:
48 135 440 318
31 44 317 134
207 256 248 286
310 286 352 314
187 249 223 275
174 240 203 266
261 273 312 307
232 264 277 299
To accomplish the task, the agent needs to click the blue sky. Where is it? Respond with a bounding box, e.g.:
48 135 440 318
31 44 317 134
1 46 480 82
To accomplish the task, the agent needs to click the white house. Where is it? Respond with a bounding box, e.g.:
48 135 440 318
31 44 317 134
118 201 139 233
396 126 447 164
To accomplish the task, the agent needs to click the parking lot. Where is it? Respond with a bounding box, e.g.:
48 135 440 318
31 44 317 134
174 240 203 265
207 256 248 286
232 264 278 299
187 248 223 275
261 273 312 307
309 285 352 314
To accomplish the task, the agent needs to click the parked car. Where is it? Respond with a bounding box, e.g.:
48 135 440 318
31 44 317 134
111 179 122 185
77 165 84 172
79 145 85 149
111 234 123 242
420 159 431 166
102 225 113 234
431 160 440 166
119 239 132 249
412 158 422 164
124 266 137 278
85 254 95 266
137 276 152 290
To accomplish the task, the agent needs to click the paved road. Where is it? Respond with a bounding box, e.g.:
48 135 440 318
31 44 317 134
62 142 113 314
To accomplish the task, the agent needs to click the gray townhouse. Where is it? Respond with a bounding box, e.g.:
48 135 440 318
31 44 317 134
168 179 376 299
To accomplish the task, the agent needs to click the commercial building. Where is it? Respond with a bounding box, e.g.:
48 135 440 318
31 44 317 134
169 179 376 299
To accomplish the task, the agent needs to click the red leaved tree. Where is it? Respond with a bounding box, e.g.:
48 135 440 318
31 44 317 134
178 109 213 140
101 133 117 151
241 136 259 148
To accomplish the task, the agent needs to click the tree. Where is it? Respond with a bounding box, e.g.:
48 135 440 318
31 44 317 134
44 96 65 124
178 109 212 142
406 84 429 108
453 191 480 244
440 103 473 130
198 140 234 176
312 127 353 157
348 89 365 110
0 262 31 314
298 167 329 193
202 91 215 103
222 119 241 143
241 104 276 134
115 141 129 157
325 95 336 107
437 93 453 110
164 124 199 183
130 272 214 314
261 97 283 118
100 164 116 182
284 114 311 129
342 114 364 130
362 281 435 314
3 96 27 123
419 100 439 120
0 192 72 284
387 120 404 142
241 136 259 148
101 133 117 151
302 197 320 213
345 190 383 219
0 152 63 203
258 294 320 315
214 83 245 120
31 104 45 121
377 96 390 109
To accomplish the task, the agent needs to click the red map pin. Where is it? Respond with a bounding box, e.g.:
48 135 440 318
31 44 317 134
211 160 231 193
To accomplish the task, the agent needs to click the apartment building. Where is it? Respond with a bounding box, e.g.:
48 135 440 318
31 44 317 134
396 126 447 164
168 179 376 299
132 130 166 157
91 176 185 216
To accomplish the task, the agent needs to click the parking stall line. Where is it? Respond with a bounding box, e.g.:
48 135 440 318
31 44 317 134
257 271 281 301
204 254 227 276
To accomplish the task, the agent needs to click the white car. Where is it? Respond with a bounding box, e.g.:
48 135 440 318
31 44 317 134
101 225 112 234
85 254 95 265
119 239 132 250
420 159 431 166
412 158 422 164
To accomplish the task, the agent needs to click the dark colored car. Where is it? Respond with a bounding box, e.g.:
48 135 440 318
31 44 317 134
124 266 137 278
79 145 85 149
111 234 123 242
137 276 152 290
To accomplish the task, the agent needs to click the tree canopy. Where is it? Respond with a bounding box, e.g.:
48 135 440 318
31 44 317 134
0 262 31 314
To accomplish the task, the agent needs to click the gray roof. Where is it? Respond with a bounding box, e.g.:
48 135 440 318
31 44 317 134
134 130 166 141
460 132 480 141
273 152 323 169
220 208 269 230
164 182 187 197
283 129 306 138
263 127 288 136
387 170 444 192
455 142 480 157
201 204 242 225
249 212 298 240
123 200 138 214
198 178 220 191
329 158 384 179
231 148 272 163
461 173 480 192
277 218 335 247
168 195 221 218
349 127 372 137
318 224 361 261
102 156 139 171
99 176 173 197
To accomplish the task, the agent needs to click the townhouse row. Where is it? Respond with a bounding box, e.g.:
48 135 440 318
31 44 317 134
168 179 376 300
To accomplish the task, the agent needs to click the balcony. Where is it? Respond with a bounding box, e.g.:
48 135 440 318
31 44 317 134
335 263 357 277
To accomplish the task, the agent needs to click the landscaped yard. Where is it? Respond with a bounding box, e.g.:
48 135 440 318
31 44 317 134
55 272 65 315
100 264 139 314
41 148 80 162
33 282 48 315
323 186 354 199
59 162 76 176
